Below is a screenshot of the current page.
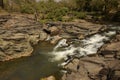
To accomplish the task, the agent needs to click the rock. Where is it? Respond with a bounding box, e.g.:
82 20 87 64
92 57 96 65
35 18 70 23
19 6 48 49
2 33 25 41
116 51 120 59
115 34 120 41
45 21 106 39
77 34 84 39
100 42 120 58
50 35 62 44
103 42 120 51
40 76 56 80
48 26 59 36
39 31 48 41
62 59 90 80
0 14 43 61
62 54 120 80
0 14 11 25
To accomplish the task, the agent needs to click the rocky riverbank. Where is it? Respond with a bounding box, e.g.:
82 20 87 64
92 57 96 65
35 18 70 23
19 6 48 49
0 14 120 80
0 14 107 61
0 14 45 61
61 33 120 80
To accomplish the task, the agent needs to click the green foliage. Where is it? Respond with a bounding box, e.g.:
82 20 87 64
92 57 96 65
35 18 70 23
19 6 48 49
2 0 119 22
90 0 104 11
20 4 34 14
46 7 69 21
72 11 86 19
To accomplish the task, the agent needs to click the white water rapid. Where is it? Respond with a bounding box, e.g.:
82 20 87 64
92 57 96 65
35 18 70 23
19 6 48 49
49 31 116 65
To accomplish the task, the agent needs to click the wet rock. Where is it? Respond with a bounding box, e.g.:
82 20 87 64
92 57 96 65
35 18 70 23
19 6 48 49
50 35 62 44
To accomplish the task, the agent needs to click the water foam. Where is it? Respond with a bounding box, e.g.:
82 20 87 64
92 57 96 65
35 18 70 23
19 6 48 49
49 31 116 62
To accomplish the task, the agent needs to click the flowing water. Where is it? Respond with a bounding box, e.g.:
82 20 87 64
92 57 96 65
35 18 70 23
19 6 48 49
49 31 116 66
0 26 119 80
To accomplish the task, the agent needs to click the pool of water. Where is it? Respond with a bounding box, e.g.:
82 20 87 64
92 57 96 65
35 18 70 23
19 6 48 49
0 41 62 80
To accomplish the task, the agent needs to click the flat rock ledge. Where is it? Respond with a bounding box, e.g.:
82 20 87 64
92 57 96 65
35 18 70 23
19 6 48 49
0 14 45 61
0 14 106 61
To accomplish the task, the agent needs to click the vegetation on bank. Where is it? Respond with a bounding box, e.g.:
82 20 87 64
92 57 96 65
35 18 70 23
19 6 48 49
0 0 120 23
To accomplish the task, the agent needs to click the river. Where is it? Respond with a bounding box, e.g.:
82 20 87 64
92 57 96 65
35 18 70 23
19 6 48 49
0 25 119 80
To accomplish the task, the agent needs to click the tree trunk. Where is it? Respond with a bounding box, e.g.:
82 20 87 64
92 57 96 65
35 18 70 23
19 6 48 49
0 0 4 8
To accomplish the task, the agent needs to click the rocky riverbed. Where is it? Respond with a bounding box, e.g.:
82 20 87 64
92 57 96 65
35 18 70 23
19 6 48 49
0 14 107 61
0 14 120 80
61 33 120 80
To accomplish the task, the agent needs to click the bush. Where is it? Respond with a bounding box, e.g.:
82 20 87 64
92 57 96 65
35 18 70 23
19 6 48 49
73 11 86 19
46 7 69 21
39 19 48 24
20 5 34 14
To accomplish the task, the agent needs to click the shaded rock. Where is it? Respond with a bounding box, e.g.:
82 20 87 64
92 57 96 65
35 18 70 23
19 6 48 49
43 29 51 34
116 51 120 59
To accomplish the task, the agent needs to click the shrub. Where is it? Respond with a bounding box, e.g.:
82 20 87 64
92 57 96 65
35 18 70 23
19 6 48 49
20 4 34 14
73 11 86 19
46 7 69 21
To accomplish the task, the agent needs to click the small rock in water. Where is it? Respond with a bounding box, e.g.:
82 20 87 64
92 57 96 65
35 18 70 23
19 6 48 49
50 35 62 44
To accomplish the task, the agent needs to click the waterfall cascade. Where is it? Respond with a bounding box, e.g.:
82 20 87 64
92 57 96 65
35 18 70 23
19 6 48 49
49 31 116 65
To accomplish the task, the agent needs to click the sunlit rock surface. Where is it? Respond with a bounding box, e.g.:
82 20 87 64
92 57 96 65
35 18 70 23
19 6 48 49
0 14 106 61
0 14 46 61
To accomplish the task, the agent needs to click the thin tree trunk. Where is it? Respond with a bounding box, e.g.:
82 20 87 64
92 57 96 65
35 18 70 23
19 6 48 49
0 0 4 8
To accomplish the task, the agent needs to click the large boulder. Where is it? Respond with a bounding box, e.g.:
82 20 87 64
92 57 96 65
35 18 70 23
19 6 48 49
100 34 120 59
0 14 45 61
62 56 120 80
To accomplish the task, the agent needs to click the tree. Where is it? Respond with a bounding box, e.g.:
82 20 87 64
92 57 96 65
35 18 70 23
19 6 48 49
0 0 4 8
90 0 104 11
103 0 119 14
